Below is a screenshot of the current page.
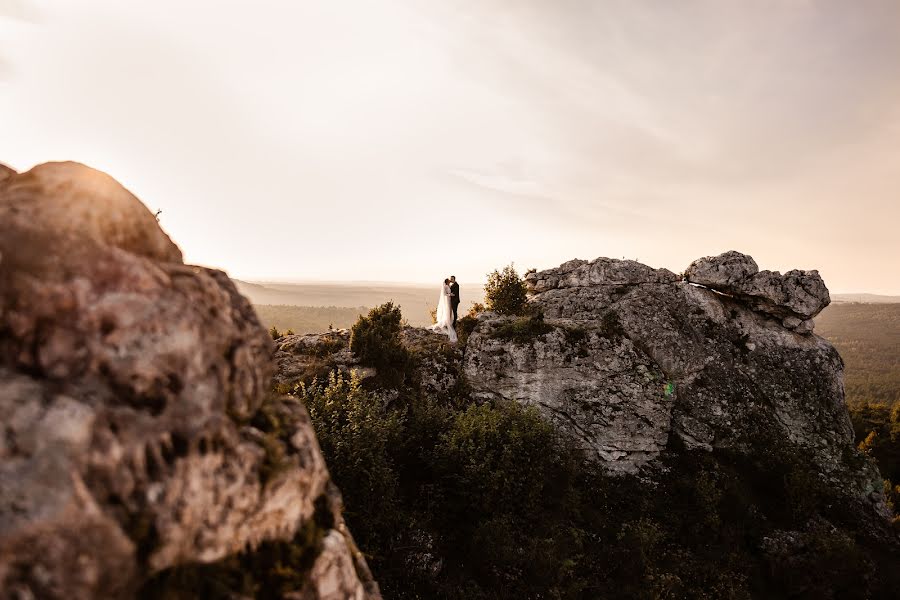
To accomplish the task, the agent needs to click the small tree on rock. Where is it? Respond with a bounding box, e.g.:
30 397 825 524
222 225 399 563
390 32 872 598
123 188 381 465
350 301 410 387
484 264 529 316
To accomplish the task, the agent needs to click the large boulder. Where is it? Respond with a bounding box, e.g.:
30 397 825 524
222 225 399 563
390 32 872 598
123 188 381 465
465 255 885 521
524 257 679 293
0 162 380 599
684 250 830 329
682 250 759 287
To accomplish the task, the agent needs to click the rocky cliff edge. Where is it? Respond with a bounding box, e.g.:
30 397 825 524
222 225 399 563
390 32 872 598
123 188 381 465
276 251 889 528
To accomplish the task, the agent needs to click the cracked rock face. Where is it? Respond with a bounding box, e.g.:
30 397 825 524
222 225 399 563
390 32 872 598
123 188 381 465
684 250 830 328
0 162 380 599
465 317 672 465
465 255 885 517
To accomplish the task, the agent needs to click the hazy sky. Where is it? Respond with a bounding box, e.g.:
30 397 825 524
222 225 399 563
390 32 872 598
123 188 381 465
2 0 899 292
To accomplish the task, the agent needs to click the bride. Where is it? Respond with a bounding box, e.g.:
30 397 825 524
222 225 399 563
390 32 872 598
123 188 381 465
429 278 458 343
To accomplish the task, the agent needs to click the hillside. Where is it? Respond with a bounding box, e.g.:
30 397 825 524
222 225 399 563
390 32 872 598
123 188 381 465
816 303 900 406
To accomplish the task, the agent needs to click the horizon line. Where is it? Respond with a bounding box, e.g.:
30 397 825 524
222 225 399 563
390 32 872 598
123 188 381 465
235 278 900 297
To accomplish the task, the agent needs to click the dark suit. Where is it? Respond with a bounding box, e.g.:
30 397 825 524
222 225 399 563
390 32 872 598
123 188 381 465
449 281 460 326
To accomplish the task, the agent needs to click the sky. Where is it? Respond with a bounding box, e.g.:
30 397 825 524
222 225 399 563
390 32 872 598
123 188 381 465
1 0 899 292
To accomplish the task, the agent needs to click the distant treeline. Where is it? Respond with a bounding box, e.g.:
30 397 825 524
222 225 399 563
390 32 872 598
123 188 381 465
816 303 900 406
252 304 367 334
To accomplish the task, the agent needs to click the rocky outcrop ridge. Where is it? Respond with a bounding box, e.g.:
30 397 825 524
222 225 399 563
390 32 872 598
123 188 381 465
0 162 379 599
464 253 885 517
270 252 874 502
271 251 871 493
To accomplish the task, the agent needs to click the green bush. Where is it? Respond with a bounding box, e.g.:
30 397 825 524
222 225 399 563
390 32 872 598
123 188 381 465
484 264 529 316
297 375 900 599
429 401 590 598
850 400 900 484
349 301 410 387
849 401 900 535
299 371 404 550
489 312 553 344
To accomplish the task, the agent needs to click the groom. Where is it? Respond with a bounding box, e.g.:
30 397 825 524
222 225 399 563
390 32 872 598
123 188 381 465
449 275 460 326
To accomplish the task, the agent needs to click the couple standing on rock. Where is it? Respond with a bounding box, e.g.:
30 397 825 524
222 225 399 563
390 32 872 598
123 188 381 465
430 275 460 343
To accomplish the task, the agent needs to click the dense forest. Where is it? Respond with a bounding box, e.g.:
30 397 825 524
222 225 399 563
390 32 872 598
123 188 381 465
816 303 900 407
815 303 900 528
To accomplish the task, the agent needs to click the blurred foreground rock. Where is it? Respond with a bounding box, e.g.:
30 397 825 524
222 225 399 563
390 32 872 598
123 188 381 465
0 162 380 599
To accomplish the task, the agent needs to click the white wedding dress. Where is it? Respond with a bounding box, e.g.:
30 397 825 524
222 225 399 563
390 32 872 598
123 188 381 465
429 283 458 343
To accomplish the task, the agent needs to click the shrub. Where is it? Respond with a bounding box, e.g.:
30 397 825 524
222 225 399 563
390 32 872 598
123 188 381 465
268 325 282 340
431 401 589 596
350 301 410 387
848 400 900 483
484 264 529 316
299 371 404 550
467 302 485 318
284 316 900 600
296 377 900 599
438 402 567 515
490 312 553 344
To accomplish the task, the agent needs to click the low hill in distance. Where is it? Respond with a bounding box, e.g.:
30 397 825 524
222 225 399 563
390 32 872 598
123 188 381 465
253 304 369 334
238 279 484 328
832 293 900 304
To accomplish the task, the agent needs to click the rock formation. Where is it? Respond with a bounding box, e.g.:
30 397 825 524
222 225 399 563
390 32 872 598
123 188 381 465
683 250 830 333
465 253 883 509
0 162 380 599
275 251 887 527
